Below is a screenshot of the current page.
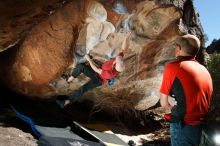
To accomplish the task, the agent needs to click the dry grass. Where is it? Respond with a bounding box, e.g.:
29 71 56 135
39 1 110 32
89 95 137 123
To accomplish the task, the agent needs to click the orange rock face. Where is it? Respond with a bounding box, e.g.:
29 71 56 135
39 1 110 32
0 0 204 110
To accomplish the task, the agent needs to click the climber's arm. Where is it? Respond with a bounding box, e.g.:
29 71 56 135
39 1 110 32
85 55 102 75
121 32 131 51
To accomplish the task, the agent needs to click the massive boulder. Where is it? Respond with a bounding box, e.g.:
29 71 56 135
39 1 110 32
0 0 205 112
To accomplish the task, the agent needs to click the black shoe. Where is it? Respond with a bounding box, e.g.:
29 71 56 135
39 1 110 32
56 99 65 109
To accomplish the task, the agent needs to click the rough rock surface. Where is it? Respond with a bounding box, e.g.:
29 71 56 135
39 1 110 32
0 0 205 112
0 108 37 146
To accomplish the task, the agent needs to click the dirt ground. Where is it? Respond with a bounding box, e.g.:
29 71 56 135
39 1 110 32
0 101 171 146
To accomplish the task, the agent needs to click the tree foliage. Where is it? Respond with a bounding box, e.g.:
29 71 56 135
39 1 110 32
207 53 220 117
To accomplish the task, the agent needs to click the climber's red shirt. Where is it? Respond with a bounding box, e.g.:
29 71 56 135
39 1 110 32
160 57 213 125
99 52 124 83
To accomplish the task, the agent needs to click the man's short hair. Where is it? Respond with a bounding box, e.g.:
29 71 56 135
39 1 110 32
175 34 201 56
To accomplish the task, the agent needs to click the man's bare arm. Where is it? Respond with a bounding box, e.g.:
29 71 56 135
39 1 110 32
160 93 172 110
121 32 131 51
85 55 102 74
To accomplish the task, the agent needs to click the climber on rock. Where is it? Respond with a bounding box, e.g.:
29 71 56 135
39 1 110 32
56 32 131 108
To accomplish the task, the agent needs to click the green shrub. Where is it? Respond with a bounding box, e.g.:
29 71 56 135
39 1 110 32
207 53 220 116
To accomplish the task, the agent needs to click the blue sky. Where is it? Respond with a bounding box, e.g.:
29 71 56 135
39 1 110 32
194 0 220 47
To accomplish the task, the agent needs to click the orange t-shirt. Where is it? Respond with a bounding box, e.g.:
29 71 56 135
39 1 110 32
160 57 213 125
